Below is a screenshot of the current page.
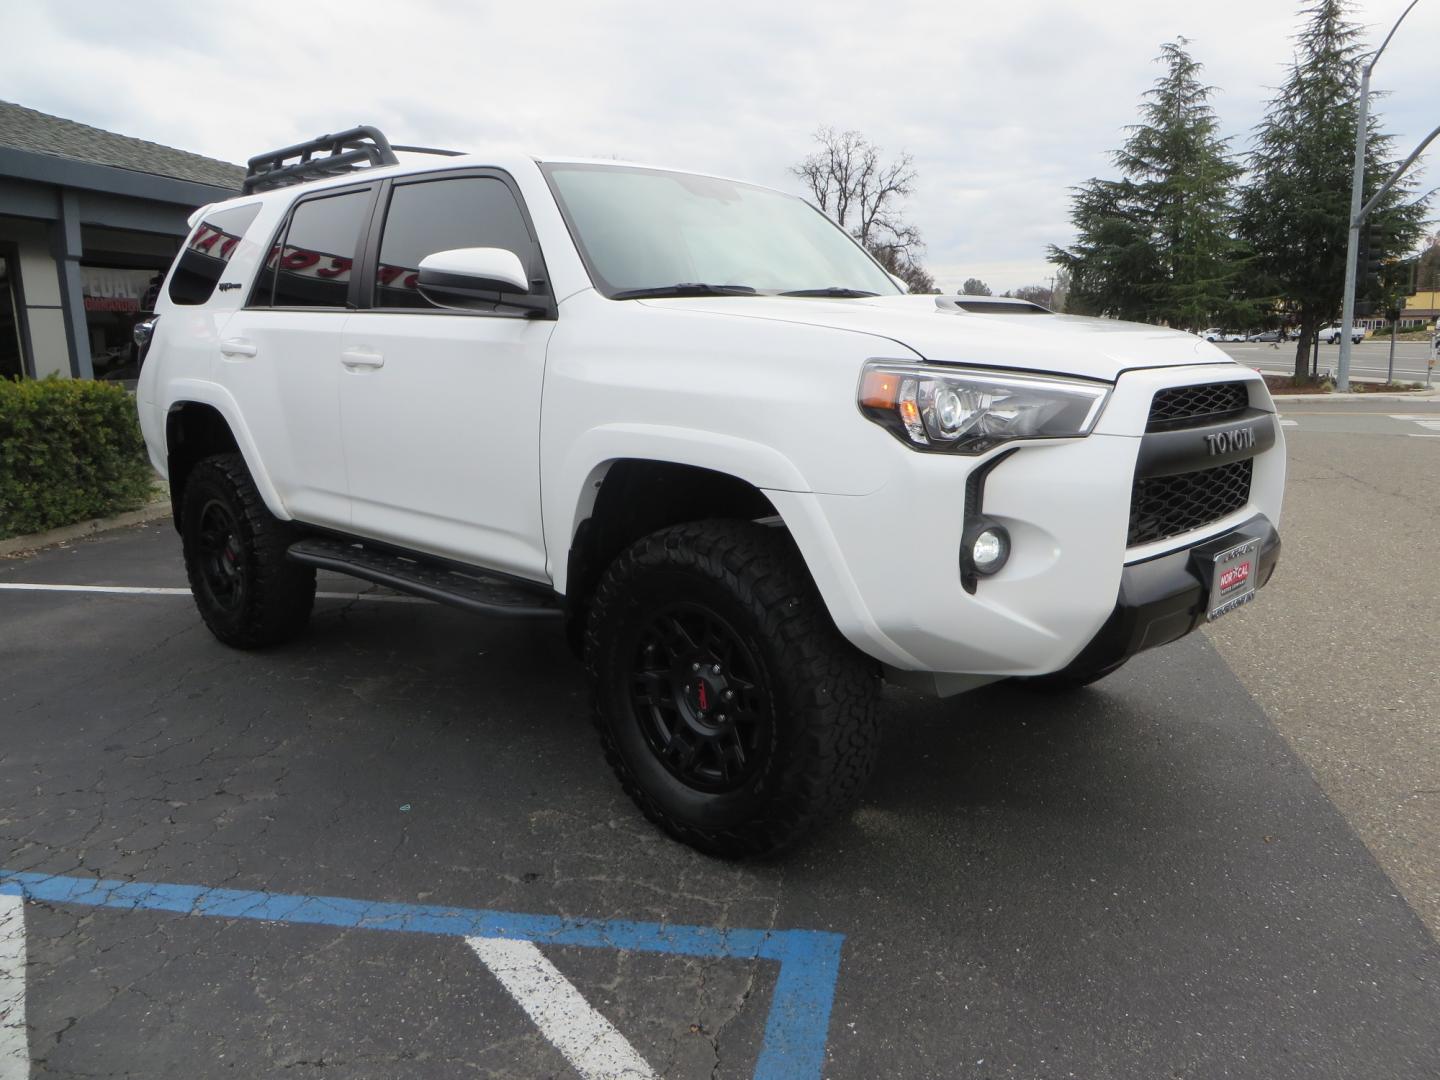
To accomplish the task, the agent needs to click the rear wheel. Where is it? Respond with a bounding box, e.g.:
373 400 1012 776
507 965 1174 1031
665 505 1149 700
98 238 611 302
584 520 881 857
181 453 315 649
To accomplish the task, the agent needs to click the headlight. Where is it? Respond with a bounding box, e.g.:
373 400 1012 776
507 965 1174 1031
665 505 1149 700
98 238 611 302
857 361 1111 453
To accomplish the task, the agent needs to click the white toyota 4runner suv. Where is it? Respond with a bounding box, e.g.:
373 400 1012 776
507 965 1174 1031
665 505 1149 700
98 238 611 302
135 128 1285 856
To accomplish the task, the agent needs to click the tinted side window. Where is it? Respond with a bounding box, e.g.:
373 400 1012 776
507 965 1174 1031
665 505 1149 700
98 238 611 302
272 190 370 308
375 177 534 309
168 203 262 305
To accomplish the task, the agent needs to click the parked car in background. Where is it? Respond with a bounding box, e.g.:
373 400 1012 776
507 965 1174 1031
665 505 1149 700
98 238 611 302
1201 328 1225 342
1248 330 1283 342
1318 324 1366 345
1223 331 1247 342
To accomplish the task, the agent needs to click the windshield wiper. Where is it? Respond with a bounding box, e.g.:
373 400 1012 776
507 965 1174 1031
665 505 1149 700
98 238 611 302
778 287 881 298
610 283 758 300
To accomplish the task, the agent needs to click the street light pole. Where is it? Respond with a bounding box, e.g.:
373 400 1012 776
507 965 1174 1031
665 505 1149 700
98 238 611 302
1337 70 1370 391
1338 0 1421 392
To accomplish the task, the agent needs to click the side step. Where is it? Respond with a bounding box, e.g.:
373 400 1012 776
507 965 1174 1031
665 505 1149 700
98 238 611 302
286 537 562 619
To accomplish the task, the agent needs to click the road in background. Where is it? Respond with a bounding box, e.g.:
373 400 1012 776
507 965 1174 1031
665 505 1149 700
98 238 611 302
1218 338 1436 383
1266 398 1440 439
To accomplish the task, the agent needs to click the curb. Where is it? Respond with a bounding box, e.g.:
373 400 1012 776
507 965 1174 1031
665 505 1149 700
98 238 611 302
1269 390 1440 402
0 496 171 558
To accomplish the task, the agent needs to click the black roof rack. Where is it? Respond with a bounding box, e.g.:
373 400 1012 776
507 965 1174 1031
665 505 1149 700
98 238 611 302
242 126 464 194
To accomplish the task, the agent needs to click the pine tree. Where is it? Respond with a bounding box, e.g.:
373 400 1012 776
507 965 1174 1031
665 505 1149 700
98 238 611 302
1417 235 1440 292
1050 39 1241 328
1239 0 1430 379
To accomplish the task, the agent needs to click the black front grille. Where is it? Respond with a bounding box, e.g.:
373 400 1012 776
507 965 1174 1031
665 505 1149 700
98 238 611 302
1128 459 1252 546
1146 382 1249 432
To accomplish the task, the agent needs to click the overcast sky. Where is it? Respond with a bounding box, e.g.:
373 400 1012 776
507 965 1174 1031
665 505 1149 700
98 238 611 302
2 0 1435 293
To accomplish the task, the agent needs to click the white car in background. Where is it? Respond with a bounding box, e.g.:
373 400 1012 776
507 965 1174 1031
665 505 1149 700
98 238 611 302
1319 325 1366 345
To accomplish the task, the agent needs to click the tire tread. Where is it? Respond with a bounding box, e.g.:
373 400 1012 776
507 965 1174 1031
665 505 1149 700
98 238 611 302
584 519 880 856
181 453 315 649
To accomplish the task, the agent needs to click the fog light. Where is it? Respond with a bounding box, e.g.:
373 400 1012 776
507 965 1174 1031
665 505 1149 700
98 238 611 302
972 529 1006 570
962 519 1011 579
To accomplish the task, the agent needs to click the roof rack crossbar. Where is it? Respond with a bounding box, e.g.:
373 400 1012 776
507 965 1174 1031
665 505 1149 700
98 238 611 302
391 144 466 158
242 126 465 194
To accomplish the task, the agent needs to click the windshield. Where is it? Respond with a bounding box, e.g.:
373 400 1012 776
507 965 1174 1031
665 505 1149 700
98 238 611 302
542 163 903 299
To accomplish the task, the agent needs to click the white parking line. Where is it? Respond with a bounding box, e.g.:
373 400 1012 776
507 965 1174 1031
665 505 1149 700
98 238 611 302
467 937 656 1080
1280 419 1299 427
0 583 425 603
0 892 27 1080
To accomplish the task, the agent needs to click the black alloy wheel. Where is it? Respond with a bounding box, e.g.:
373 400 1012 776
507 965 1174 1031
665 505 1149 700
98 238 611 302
180 453 315 649
194 498 247 615
585 519 882 857
629 604 773 794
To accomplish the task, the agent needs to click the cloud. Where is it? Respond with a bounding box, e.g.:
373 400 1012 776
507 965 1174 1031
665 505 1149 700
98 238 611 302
1 0 1433 292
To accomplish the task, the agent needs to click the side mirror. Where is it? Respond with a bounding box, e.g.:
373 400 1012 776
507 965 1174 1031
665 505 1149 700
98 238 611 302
417 247 530 308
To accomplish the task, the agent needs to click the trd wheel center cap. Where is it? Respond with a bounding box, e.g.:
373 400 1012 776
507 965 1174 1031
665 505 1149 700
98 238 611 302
678 666 730 729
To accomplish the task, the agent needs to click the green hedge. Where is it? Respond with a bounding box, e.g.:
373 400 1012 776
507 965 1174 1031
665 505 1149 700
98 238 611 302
0 377 155 539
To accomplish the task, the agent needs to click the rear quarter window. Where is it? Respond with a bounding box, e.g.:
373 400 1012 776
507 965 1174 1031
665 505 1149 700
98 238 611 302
168 203 262 305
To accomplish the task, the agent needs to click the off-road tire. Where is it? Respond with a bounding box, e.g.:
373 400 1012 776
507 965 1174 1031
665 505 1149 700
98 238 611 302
181 453 315 649
584 519 881 858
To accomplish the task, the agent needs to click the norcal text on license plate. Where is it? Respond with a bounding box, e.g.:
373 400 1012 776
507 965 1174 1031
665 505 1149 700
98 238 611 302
1207 538 1260 621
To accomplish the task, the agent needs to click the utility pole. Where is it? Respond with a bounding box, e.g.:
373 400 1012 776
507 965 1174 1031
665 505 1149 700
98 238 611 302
1388 314 1398 383
1338 0 1421 392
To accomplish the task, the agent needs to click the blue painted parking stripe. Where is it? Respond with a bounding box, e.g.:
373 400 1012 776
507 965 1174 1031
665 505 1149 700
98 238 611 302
0 870 841 1079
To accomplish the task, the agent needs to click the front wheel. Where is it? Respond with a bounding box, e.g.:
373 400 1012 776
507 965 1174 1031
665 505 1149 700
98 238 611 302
584 520 881 857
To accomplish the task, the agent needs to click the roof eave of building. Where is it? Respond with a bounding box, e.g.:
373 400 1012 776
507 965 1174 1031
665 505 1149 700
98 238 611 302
0 145 239 208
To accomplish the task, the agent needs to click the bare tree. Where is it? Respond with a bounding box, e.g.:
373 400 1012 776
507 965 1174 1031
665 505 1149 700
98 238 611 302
792 126 935 292
1009 284 1053 306
1417 233 1440 292
869 243 935 293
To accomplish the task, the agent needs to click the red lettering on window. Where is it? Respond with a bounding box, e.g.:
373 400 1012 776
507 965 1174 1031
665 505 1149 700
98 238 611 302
281 249 320 271
316 257 353 279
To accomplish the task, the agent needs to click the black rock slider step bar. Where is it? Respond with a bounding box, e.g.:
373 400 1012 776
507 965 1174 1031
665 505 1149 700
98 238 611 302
286 537 562 619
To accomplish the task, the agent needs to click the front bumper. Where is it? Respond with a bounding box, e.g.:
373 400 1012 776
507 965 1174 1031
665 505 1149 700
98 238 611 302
767 363 1286 677
1054 514 1281 680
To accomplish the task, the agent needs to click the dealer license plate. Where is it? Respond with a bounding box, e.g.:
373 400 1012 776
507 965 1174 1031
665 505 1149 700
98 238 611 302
1206 538 1260 621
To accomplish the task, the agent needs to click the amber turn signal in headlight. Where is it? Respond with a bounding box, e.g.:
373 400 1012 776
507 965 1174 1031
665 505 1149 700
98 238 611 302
858 361 1111 454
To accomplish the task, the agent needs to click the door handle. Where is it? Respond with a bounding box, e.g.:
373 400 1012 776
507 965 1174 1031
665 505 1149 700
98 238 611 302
219 338 257 359
341 348 385 369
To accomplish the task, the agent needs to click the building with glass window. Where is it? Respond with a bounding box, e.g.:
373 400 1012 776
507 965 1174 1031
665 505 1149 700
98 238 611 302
0 100 242 382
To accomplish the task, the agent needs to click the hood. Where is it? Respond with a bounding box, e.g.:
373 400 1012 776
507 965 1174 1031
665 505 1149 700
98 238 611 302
638 294 1234 382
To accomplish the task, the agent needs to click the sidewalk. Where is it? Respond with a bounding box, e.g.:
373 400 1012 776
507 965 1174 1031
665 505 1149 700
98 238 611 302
0 490 171 558
1269 388 1440 402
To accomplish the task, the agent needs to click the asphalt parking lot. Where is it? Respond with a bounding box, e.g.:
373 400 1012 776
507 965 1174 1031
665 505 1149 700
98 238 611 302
3 429 1439 1078
1218 338 1438 383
